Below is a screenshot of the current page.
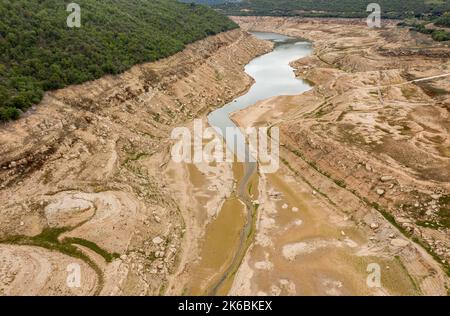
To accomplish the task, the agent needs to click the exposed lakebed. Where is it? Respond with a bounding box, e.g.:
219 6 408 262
188 32 313 295
186 32 420 296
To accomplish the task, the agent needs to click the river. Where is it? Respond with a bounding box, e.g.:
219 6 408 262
205 32 313 294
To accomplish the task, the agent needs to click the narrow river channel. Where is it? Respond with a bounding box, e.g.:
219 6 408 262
205 32 313 295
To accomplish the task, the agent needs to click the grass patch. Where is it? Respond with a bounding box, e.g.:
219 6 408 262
63 237 119 263
0 227 121 294
334 179 347 188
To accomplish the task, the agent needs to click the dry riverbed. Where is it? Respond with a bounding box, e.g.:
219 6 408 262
229 16 450 295
1 17 449 296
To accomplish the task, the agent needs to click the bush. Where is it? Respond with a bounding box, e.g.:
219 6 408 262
435 13 450 27
432 29 450 41
0 106 20 121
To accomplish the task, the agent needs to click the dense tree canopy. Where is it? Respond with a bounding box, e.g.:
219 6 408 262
0 0 238 121
200 0 450 19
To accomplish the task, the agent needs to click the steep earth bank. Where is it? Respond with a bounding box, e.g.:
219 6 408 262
0 29 271 295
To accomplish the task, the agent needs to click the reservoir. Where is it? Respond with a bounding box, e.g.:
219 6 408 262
203 32 313 295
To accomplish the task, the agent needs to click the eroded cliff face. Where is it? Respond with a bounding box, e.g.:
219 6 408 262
0 29 272 295
232 16 450 284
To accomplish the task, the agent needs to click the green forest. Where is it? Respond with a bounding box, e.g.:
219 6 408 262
0 0 238 121
212 0 450 19
200 0 450 42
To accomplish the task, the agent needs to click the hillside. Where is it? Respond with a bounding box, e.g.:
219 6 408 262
210 0 450 19
180 0 241 4
0 0 238 121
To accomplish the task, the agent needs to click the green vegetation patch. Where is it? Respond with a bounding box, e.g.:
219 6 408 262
212 0 450 19
0 227 121 294
0 0 238 121
435 12 450 27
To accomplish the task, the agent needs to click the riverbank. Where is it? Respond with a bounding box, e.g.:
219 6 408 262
1 16 449 296
230 16 450 295
0 29 272 295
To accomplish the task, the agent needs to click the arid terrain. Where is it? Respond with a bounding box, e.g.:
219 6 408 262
231 16 450 295
0 29 272 295
0 17 449 296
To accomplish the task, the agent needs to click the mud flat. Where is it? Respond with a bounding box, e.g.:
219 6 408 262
230 16 450 295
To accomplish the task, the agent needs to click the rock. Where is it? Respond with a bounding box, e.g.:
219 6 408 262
389 233 395 238
9 161 17 168
370 223 379 229
291 207 299 213
120 254 127 261
282 203 288 209
365 163 372 172
402 222 413 229
152 236 164 245
396 217 411 224
153 215 161 223
376 189 385 196
390 238 409 248
380 176 394 182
